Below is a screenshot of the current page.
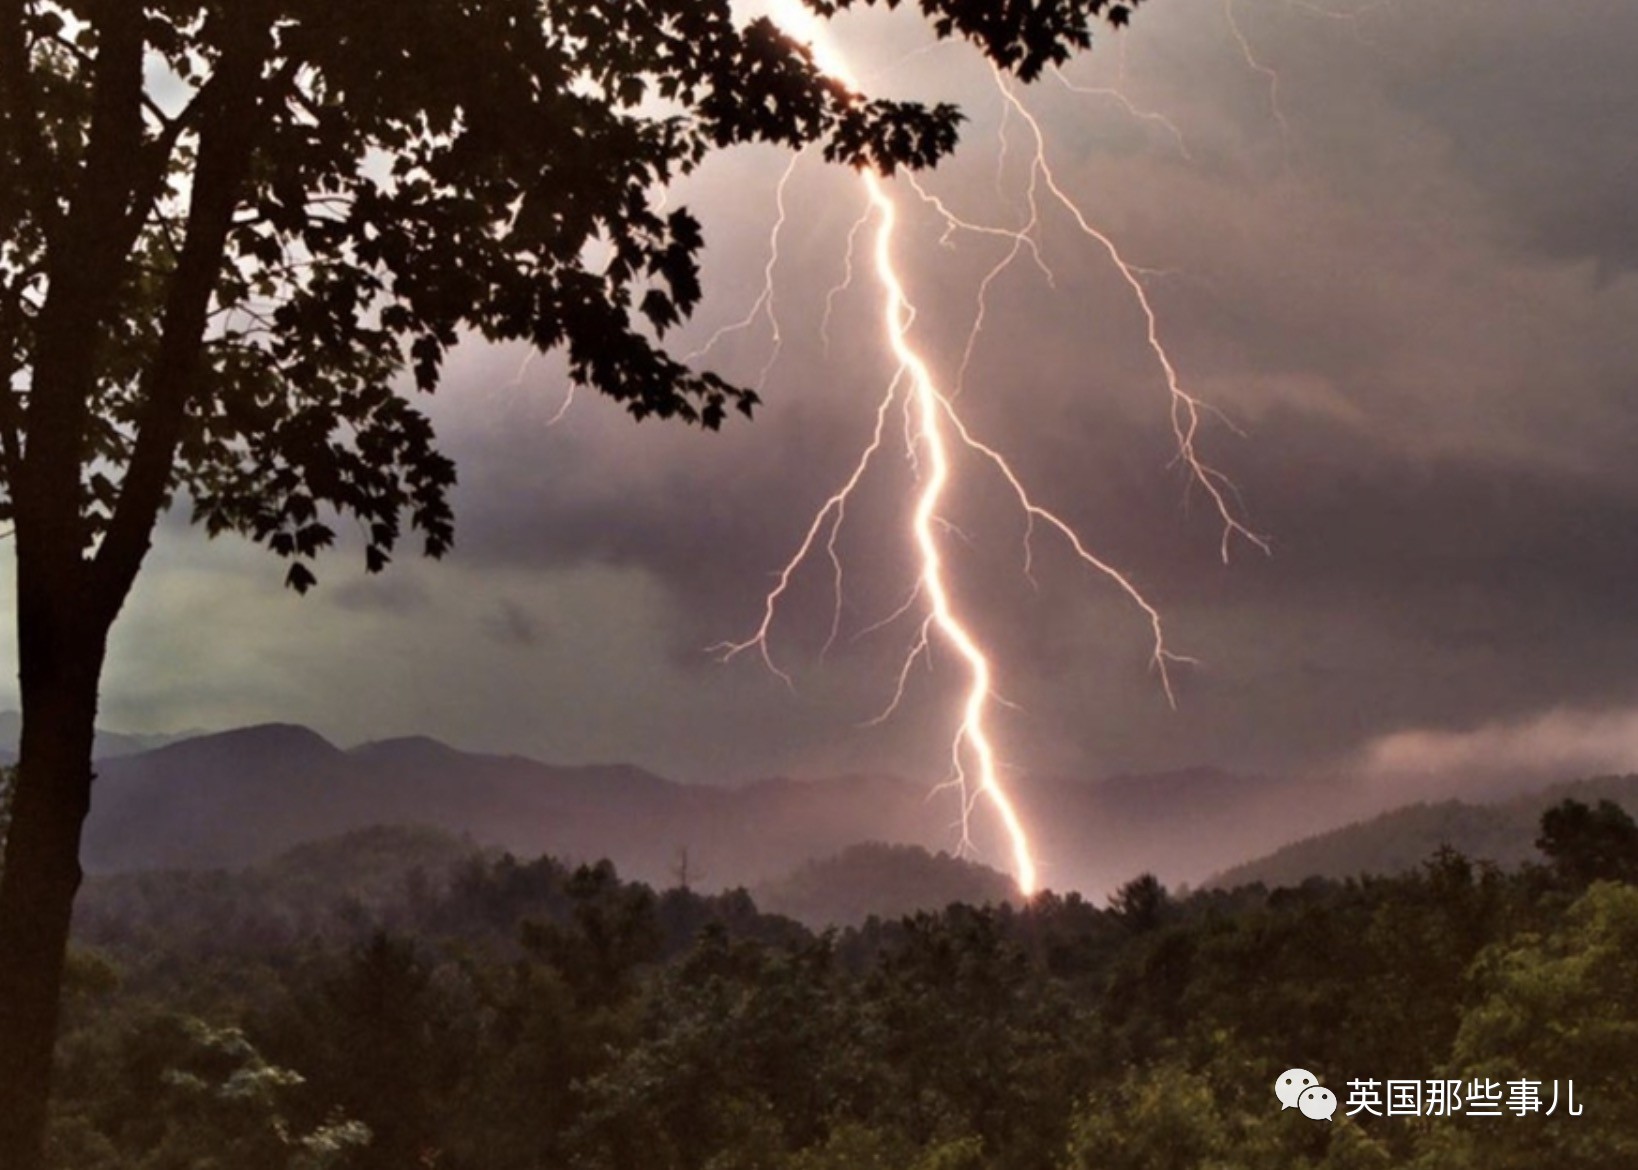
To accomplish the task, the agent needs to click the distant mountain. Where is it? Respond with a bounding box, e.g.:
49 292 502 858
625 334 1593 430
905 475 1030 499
1013 766 1383 898
1209 774 1638 889
72 824 483 959
81 723 1370 896
258 822 481 906
82 724 951 889
79 719 1624 899
753 843 1018 927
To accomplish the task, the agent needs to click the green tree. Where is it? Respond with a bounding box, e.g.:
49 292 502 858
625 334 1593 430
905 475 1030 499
46 1012 369 1170
852 905 1085 1170
1062 1059 1392 1170
278 934 450 1170
1535 798 1638 888
570 927 851 1170
1419 882 1638 1170
0 1 1140 1163
1061 1062 1232 1170
1108 871 1172 934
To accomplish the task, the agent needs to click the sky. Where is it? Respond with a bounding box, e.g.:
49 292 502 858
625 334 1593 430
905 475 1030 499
8 0 1638 798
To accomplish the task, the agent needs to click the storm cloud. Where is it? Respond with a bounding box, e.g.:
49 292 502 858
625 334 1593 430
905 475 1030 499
15 0 1638 803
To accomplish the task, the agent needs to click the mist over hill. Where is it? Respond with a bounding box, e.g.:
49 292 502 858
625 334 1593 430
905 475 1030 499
81 724 949 891
753 843 1019 927
77 722 1370 896
1210 774 1638 889
70 719 1630 900
72 826 1020 944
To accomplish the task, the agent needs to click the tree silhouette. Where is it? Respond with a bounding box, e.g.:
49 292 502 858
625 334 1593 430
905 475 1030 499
1107 871 1170 933
1536 798 1638 888
0 1 1140 1164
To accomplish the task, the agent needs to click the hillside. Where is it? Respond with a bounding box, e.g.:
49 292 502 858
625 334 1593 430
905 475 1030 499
78 723 1372 897
752 843 1018 927
60 787 1638 1170
80 725 950 890
1210 774 1638 889
74 719 1638 900
71 825 482 959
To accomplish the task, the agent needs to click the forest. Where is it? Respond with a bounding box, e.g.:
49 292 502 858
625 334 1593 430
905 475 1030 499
32 798 1638 1169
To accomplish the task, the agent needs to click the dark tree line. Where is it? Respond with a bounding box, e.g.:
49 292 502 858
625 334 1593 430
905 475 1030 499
46 799 1638 1169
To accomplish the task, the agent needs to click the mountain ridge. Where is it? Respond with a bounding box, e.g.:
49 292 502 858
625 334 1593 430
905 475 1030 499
63 717 1631 897
1208 773 1638 889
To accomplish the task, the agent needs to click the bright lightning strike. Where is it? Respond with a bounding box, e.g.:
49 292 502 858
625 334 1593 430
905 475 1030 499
717 4 1261 897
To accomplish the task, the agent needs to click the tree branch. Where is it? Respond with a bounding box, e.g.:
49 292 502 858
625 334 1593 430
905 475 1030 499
12 0 147 578
0 0 58 242
90 14 283 616
120 65 240 251
0 272 30 482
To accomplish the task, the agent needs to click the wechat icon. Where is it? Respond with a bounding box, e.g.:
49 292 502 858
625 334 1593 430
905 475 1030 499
1276 1069 1337 1119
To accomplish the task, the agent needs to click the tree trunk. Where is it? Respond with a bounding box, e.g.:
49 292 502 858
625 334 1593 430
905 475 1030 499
0 568 111 1170
0 15 269 1164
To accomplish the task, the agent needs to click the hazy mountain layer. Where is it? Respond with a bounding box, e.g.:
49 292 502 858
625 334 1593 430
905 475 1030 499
80 723 1368 895
1210 774 1638 888
77 720 1629 897
752 843 1018 927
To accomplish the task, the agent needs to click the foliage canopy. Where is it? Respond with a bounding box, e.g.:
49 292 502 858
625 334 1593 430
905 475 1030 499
55 799 1638 1170
0 0 1136 591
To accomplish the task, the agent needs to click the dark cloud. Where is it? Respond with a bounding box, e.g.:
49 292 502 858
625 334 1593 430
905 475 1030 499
20 0 1637 799
1380 0 1638 276
482 599 546 648
330 572 432 616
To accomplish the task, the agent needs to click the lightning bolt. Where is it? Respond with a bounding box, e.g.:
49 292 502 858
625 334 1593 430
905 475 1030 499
1050 62 1193 164
684 151 804 390
1225 0 1292 154
714 4 1261 896
1285 0 1397 41
993 74 1268 565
